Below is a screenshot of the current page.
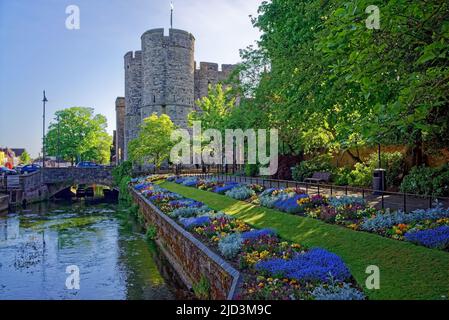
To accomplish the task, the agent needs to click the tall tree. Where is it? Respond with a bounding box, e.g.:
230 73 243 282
242 0 449 164
45 107 112 165
128 113 175 167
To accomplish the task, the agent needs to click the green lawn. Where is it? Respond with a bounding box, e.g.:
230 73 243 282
160 181 449 300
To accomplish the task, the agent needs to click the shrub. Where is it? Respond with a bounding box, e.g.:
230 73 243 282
292 156 333 182
112 160 133 185
192 275 210 300
333 167 352 186
311 283 365 300
255 248 351 283
225 186 256 200
347 162 372 187
218 233 243 259
400 165 449 196
118 175 132 203
145 225 157 241
404 226 449 249
245 164 259 177
339 151 405 188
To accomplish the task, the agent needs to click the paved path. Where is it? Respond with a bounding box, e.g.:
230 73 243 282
199 174 449 212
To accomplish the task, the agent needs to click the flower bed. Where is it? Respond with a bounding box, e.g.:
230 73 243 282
169 175 449 251
132 175 364 300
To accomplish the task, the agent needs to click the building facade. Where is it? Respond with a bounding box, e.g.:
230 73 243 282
117 28 236 161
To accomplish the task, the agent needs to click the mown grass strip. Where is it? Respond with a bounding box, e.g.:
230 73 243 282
160 181 449 300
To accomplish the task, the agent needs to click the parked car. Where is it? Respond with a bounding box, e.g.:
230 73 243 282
21 164 41 174
76 161 100 168
0 167 18 175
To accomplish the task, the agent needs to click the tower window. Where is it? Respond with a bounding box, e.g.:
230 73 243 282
162 105 166 114
153 95 156 103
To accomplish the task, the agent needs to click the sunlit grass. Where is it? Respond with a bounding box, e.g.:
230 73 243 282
161 181 449 300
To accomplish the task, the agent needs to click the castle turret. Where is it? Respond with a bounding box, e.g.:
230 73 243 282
121 27 237 162
115 97 125 164
124 50 142 160
141 28 195 128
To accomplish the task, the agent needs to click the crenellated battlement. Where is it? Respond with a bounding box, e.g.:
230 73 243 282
120 27 237 161
124 50 142 64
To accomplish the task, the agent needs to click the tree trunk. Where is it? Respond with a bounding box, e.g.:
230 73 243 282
411 131 425 167
345 149 363 163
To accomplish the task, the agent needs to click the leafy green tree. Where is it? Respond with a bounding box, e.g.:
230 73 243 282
45 107 112 165
189 84 237 133
19 150 31 164
128 113 175 167
238 0 449 167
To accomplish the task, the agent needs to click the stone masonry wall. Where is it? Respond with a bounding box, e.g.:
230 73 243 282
122 28 237 160
124 51 142 160
131 188 241 300
115 97 125 164
194 62 237 103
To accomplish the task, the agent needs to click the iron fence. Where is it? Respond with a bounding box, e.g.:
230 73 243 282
161 170 449 213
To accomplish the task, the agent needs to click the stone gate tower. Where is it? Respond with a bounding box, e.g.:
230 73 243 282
119 28 236 161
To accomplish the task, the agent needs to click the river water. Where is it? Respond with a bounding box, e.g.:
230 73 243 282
0 200 187 300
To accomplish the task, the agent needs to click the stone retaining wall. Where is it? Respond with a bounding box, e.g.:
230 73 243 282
131 188 241 300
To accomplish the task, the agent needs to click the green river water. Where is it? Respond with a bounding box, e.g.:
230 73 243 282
0 200 188 300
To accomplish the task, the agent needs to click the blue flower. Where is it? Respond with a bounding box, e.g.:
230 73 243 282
168 199 203 208
134 183 148 190
212 182 240 194
404 225 449 249
179 216 211 229
273 194 307 213
241 228 277 240
255 248 351 283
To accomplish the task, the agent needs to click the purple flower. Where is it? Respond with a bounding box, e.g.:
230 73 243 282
255 248 351 283
241 228 277 240
404 226 449 249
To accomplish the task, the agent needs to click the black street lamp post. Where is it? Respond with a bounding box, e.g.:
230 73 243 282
42 91 48 168
57 114 60 168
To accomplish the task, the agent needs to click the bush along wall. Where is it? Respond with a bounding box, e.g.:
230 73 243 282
400 164 449 197
169 176 449 251
132 175 365 300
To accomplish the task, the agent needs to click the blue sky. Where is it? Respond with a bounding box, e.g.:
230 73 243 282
0 0 262 157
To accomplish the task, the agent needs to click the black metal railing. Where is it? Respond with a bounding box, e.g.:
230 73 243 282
163 171 449 213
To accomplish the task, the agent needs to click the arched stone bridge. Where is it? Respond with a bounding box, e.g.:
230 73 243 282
42 167 115 197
